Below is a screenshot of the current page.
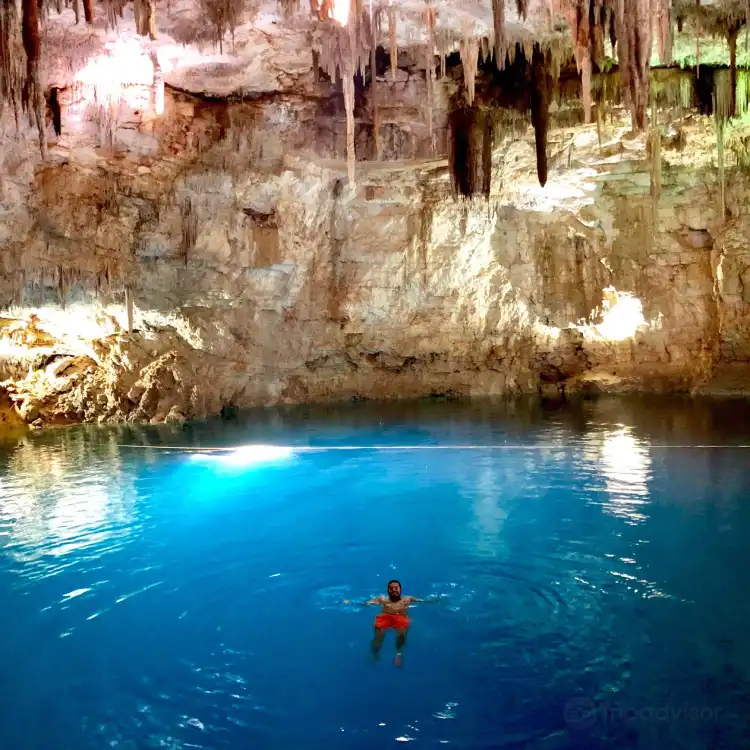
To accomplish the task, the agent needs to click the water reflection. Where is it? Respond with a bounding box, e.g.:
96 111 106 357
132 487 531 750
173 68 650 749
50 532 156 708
0 430 138 576
598 426 652 524
0 396 749 750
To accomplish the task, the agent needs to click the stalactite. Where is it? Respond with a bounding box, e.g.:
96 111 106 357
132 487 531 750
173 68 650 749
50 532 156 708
104 0 121 30
656 0 672 65
522 36 533 63
152 51 164 115
515 0 528 20
1 0 23 128
279 0 299 17
560 0 592 123
370 10 380 160
47 86 61 135
141 0 157 38
481 111 492 197
57 266 66 309
716 104 726 222
72 0 79 23
200 0 246 54
591 0 605 68
425 6 436 155
388 5 397 82
581 55 592 124
738 70 750 118
715 70 732 125
343 70 355 186
549 39 564 82
648 98 661 222
508 41 517 65
492 0 505 70
345 0 365 79
459 35 478 106
614 0 652 131
696 0 701 75
180 197 197 263
82 0 93 24
729 25 739 119
312 0 334 22
448 107 493 198
530 45 553 187
21 0 46 157
125 286 133 334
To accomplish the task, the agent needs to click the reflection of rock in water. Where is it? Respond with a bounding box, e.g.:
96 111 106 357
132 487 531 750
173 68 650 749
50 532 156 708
0 429 137 569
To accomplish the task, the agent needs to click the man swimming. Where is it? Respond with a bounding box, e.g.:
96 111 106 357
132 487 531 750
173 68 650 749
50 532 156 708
344 580 428 667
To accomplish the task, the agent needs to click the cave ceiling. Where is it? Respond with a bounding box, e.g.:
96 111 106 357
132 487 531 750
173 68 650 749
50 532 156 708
0 0 748 189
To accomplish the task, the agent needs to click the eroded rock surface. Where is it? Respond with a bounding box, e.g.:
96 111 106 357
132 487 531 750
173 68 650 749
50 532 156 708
1 32 748 430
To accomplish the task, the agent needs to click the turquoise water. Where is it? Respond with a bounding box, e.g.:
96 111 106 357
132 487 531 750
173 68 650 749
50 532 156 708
1 396 749 749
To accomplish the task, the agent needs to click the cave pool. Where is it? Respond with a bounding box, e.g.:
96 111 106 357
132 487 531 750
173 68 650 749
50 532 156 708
1 395 749 749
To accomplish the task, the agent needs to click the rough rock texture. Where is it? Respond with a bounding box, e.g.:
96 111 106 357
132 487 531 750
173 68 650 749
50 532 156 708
1 10 749 430
2 80 747 430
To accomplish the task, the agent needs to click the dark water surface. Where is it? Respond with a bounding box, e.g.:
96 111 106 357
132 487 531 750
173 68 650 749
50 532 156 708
1 395 749 750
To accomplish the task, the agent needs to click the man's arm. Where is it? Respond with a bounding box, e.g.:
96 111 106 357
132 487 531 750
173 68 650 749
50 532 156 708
343 596 383 606
407 595 441 604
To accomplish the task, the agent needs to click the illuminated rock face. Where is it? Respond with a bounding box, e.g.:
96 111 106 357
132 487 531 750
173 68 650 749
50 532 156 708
1 3 750 429
1 82 746 429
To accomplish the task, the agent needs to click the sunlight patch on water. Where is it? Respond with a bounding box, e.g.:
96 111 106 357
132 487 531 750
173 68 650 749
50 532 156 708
599 427 652 524
189 445 294 467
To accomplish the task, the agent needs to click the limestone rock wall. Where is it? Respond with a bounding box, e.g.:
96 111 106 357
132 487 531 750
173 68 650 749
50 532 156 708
0 83 747 429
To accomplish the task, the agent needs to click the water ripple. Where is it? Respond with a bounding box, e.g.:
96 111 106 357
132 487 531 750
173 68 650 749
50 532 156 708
1 399 750 750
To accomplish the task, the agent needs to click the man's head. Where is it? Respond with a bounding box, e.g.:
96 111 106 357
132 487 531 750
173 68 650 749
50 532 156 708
387 579 402 601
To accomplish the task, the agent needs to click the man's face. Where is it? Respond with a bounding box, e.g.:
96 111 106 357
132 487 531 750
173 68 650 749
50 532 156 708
387 581 401 601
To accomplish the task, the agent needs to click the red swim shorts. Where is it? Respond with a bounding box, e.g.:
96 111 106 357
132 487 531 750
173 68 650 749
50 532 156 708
374 613 410 630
